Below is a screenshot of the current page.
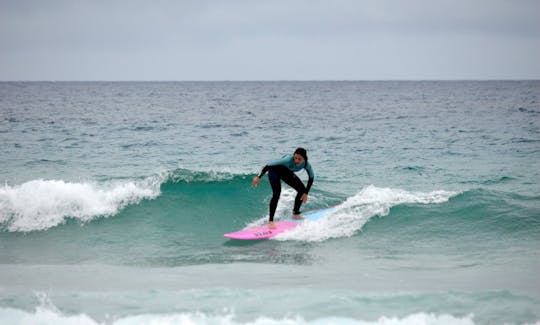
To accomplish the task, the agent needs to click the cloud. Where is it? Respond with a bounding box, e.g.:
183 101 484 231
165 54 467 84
1 0 539 80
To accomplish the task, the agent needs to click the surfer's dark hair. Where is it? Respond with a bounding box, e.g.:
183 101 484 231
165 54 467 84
294 147 308 163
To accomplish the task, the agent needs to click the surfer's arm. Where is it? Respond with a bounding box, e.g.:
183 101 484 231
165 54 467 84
257 165 270 178
304 163 315 193
252 165 270 186
306 177 314 193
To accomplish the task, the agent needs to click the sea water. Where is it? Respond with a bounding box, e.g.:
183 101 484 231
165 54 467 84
0 81 539 324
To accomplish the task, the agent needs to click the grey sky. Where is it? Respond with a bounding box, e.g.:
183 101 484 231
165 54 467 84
1 0 539 80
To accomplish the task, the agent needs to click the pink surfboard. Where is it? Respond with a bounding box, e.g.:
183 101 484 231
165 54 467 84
224 221 298 240
224 206 337 240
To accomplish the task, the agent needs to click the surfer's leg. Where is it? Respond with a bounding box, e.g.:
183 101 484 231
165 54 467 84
268 170 281 222
281 173 306 216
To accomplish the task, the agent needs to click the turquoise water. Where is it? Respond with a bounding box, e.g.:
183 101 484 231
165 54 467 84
1 81 539 324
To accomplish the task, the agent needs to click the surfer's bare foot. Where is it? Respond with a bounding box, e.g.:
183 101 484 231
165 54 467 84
268 221 276 229
292 214 304 220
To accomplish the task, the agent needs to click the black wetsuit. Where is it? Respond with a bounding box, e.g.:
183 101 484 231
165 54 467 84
258 155 315 222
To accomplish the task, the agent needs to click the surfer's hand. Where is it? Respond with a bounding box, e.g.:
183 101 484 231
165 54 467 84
252 176 260 186
302 193 308 203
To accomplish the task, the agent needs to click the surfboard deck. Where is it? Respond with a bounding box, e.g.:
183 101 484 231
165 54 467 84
223 221 298 240
224 206 336 240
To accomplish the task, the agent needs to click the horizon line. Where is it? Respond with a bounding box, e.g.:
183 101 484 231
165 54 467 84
1 79 539 83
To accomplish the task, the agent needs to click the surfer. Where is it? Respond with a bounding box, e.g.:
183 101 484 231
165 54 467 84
252 147 314 229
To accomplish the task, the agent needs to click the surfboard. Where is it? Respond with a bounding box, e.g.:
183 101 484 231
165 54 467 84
224 206 337 240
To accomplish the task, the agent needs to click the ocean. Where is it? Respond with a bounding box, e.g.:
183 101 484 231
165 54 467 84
0 81 539 324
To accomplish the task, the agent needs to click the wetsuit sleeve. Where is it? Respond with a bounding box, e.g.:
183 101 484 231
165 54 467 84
258 165 270 178
305 163 315 194
306 178 314 194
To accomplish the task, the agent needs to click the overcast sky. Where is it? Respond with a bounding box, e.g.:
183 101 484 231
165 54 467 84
1 0 539 81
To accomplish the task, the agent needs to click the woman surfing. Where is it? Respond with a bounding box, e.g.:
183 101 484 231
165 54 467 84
252 148 315 229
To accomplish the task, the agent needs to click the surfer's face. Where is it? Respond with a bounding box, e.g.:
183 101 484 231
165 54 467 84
293 153 305 166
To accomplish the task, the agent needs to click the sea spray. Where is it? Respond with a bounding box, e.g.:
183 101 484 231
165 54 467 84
275 185 458 242
0 177 162 232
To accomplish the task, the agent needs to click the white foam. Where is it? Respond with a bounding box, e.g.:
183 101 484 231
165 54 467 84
0 307 97 325
114 313 477 325
0 176 162 232
2 293 528 325
0 306 481 325
275 185 458 242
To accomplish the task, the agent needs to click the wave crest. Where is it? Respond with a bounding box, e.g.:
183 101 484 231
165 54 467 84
275 185 459 242
0 168 253 233
162 167 251 184
0 178 161 232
